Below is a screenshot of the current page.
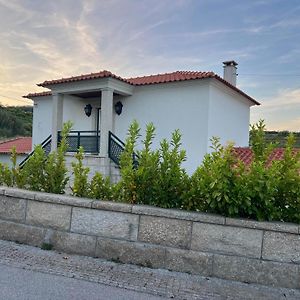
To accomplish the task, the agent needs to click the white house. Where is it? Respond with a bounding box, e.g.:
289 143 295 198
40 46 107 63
23 61 259 179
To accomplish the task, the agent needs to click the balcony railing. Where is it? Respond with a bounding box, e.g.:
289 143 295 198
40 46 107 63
58 130 100 154
108 131 139 167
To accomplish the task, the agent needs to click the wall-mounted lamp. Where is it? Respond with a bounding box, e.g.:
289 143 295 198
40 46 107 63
114 101 123 115
84 104 92 117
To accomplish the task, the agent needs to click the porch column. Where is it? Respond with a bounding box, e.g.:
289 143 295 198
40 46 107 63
51 93 64 151
99 88 114 157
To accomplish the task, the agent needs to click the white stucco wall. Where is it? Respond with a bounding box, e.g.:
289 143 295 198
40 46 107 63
62 95 100 131
0 154 27 167
114 80 210 174
32 96 52 146
207 81 251 150
32 95 101 147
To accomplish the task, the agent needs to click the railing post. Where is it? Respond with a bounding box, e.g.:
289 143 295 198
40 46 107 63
108 131 111 159
77 132 80 149
96 131 99 154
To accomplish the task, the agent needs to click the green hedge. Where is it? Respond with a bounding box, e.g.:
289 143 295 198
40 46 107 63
1 120 300 223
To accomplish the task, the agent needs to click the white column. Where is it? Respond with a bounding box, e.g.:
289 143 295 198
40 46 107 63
99 88 114 157
51 93 64 151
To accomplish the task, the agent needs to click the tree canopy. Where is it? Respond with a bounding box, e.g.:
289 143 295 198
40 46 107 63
0 105 33 139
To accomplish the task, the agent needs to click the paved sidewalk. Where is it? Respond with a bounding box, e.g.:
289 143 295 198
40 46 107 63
0 239 299 300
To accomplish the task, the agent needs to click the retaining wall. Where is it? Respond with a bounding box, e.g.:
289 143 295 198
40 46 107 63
0 186 299 289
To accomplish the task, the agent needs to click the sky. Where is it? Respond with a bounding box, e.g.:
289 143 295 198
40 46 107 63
0 0 300 131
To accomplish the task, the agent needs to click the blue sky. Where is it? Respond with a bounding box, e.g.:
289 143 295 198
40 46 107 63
0 0 300 130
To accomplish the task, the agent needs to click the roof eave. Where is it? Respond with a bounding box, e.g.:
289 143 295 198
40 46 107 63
213 76 260 106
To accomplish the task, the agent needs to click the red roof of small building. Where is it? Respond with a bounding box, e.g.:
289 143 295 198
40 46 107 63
37 70 128 87
24 70 259 105
24 91 52 98
233 147 300 165
0 137 32 154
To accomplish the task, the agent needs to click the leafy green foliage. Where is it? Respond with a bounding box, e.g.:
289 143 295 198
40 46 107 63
155 130 188 208
71 146 90 197
185 120 300 223
118 121 188 208
89 172 115 201
118 120 141 203
185 138 244 216
1 118 300 224
273 134 300 223
0 105 32 138
22 145 46 191
43 122 72 194
10 147 26 188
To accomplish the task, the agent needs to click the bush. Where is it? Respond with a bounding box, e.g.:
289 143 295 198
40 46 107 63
89 172 115 201
155 130 188 208
185 120 300 223
274 134 300 223
184 137 245 216
118 121 188 208
43 122 72 194
71 146 90 197
22 145 46 191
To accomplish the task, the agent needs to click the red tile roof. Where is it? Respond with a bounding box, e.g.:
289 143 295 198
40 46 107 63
25 70 259 105
128 71 259 105
126 71 215 85
233 147 300 165
0 137 32 154
37 70 128 87
23 91 52 99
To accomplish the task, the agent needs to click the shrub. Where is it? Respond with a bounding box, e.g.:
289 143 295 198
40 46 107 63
184 137 245 216
0 147 26 188
134 123 160 205
118 120 140 203
43 122 72 194
89 172 115 201
22 145 46 191
155 130 188 209
10 147 26 188
274 134 300 223
119 121 188 208
71 146 90 197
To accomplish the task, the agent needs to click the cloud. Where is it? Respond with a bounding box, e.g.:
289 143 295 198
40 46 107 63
262 88 300 110
275 117 300 131
251 88 300 131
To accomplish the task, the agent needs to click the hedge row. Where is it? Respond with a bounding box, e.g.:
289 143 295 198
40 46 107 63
0 120 299 223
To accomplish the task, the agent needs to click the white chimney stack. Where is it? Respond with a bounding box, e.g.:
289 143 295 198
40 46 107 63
223 60 238 86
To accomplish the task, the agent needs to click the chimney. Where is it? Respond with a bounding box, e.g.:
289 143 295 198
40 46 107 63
223 60 238 86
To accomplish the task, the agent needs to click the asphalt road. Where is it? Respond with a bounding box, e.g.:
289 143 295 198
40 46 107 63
0 264 164 300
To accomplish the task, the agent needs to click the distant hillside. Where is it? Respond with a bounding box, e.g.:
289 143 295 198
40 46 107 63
264 131 300 147
0 105 33 139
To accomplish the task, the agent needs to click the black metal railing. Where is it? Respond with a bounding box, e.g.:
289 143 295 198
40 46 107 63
58 130 100 153
19 134 52 168
108 131 138 167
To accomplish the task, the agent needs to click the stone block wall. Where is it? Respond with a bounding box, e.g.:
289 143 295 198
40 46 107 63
0 186 299 289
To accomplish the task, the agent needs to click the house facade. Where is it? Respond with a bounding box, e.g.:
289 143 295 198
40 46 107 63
24 61 259 177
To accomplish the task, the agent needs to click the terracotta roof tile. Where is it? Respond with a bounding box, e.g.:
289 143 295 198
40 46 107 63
37 70 128 87
0 137 32 154
26 70 259 105
233 147 300 165
127 71 215 85
23 91 52 99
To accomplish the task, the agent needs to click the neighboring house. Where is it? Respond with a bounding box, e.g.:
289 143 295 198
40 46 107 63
234 147 300 165
0 137 32 166
23 61 259 178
